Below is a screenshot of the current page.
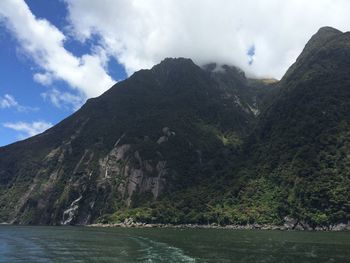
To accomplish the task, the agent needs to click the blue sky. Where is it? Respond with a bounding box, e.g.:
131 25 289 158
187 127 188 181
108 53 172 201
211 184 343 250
0 0 126 146
1 0 350 147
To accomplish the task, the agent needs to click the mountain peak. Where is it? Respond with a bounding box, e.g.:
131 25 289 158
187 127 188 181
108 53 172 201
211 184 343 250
316 26 342 35
2 26 350 228
305 26 343 51
282 26 344 82
153 57 196 69
298 26 343 60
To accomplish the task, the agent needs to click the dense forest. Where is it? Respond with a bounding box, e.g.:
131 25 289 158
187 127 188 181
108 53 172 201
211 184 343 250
0 27 349 229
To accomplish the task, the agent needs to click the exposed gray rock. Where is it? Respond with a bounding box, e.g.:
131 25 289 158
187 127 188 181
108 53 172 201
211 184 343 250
157 136 168 144
283 216 298 230
330 223 350 231
157 127 176 144
97 139 169 209
61 195 82 225
100 143 131 180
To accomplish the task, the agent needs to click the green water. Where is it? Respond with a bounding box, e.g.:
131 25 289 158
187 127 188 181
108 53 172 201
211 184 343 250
0 226 349 262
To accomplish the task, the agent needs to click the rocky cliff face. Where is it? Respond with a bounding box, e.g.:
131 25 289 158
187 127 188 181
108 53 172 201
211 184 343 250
0 57 271 225
1 27 349 228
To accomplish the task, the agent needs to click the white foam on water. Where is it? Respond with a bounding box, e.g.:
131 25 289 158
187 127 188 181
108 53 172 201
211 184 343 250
133 236 196 263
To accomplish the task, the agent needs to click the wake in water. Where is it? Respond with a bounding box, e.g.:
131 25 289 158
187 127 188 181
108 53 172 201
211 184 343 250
1 226 349 263
132 236 196 263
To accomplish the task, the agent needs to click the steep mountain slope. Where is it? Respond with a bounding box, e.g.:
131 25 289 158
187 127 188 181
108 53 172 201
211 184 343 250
236 27 350 227
0 58 271 225
1 27 349 229
105 27 350 228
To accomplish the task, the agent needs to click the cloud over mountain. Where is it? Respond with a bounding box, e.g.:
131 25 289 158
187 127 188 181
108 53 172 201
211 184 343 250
65 0 350 79
1 0 350 103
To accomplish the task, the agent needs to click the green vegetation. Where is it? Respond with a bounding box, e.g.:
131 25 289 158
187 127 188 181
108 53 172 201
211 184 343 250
0 27 350 228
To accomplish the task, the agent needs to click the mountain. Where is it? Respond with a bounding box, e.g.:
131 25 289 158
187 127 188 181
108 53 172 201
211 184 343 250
239 26 350 228
0 58 272 225
0 27 349 229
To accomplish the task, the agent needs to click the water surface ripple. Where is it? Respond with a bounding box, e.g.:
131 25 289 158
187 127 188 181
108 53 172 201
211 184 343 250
0 225 349 262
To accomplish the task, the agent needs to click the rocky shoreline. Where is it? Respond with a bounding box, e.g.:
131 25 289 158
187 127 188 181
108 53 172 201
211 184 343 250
87 217 350 231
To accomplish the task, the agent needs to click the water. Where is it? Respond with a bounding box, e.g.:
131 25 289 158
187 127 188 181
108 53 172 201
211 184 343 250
0 225 349 262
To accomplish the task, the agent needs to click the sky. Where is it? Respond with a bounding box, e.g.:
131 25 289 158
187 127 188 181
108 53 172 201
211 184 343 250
1 0 350 147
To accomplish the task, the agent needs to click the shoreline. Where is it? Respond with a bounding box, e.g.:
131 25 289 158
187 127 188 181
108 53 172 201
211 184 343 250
87 222 350 231
1 222 349 231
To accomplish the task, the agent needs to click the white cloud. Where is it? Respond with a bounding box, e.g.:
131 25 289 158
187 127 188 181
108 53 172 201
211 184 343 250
0 94 38 112
65 0 350 79
33 72 54 86
41 89 84 111
0 0 115 99
0 94 18 109
3 121 52 138
1 0 350 110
